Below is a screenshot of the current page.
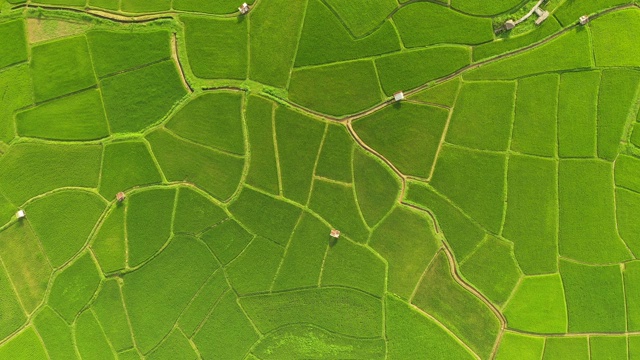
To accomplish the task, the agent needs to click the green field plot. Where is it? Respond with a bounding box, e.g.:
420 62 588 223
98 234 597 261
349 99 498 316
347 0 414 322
181 16 247 80
88 0 118 10
91 279 134 351
598 70 640 160
464 28 592 80
193 291 258 360
560 260 626 332
172 0 255 14
33 307 77 359
617 188 640 256
322 239 385 297
48 252 102 323
0 264 26 339
166 92 245 155
375 46 470 96
410 77 461 108
430 144 506 234
226 236 284 294
450 0 521 16
271 212 328 291
323 0 396 37
0 223 51 313
0 20 27 69
495 332 544 360
460 236 520 305
386 295 475 359
245 95 279 194
404 182 485 260
591 8 640 67
542 337 589 360
30 35 96 102
229 187 301 245
615 154 640 193
288 60 383 116
147 329 196 359
240 287 382 338
75 310 115 360
118 349 142 360
353 102 448 178
36 0 86 6
557 71 599 158
502 155 558 274
201 219 253 265
446 81 516 151
308 180 369 243
126 188 175 267
558 159 632 263
249 0 306 87
101 60 187 133
503 274 567 333
353 149 399 227
275 106 325 204
370 206 439 299
510 74 559 157
624 262 640 331
555 0 633 26
315 124 353 183
26 190 106 267
16 89 109 141
123 235 216 353
147 129 244 200
87 30 171 77
120 0 170 13
99 141 162 199
412 252 501 359
0 65 32 143
178 270 228 336
590 336 628 360
393 2 493 47
173 187 226 234
294 0 400 67
91 206 125 273
0 327 48 360
253 324 386 359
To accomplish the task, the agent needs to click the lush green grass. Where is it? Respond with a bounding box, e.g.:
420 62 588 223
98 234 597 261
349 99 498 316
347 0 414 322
48 253 101 323
172 0 255 13
91 205 125 273
0 223 51 313
542 337 589 360
598 69 640 160
229 187 302 245
123 235 216 353
322 238 385 297
393 2 493 46
447 81 516 151
16 89 109 141
240 287 383 338
617 188 640 256
309 180 369 243
88 0 118 10
288 60 383 116
91 279 133 351
101 61 187 133
0 65 32 143
353 149 400 227
354 102 448 178
75 310 115 360
295 0 400 67
147 129 244 200
502 155 558 274
26 190 106 267
511 74 559 157
375 47 470 96
87 30 171 77
200 219 253 264
120 0 170 13
324 0 396 37
0 263 26 339
430 144 506 234
410 77 461 108
557 71 600 158
226 236 284 295
590 336 628 360
253 324 386 359
560 260 626 332
558 159 632 263
245 96 279 195
178 270 228 336
181 16 247 80
412 251 501 359
450 0 521 15
166 92 245 155
33 307 77 359
624 261 640 331
315 124 353 183
99 141 162 199
592 8 640 66
126 188 175 267
272 212 328 291
503 274 567 333
173 187 226 234
555 0 633 26
147 329 197 360
615 154 640 192
386 294 475 359
30 36 96 102
275 106 325 204
0 327 48 360
460 236 520 305
370 206 440 299
495 332 545 360
0 20 27 69
464 28 592 80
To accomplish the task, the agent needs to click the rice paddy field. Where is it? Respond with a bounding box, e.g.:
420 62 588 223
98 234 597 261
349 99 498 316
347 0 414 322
0 0 639 359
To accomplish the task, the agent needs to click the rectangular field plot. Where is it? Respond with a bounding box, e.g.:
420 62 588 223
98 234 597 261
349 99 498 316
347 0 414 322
173 0 255 14
0 20 27 69
120 0 170 13
590 8 640 67
557 71 599 158
560 260 626 333
495 332 544 360
625 261 640 331
245 96 279 195
543 337 589 360
616 188 640 257
91 206 125 273
590 336 628 360
0 65 32 143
